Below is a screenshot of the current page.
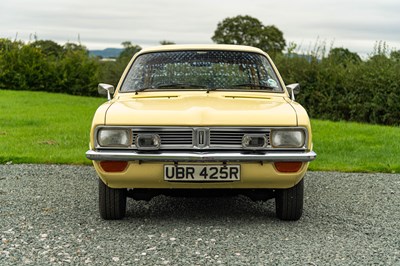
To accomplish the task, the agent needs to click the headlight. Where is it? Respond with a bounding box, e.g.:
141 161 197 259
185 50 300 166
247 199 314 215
271 130 305 148
135 134 161 150
97 129 131 147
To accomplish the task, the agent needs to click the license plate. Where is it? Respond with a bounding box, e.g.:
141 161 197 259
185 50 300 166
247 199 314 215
164 165 240 182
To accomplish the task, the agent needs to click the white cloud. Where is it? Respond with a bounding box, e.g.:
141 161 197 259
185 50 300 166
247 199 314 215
1 0 399 55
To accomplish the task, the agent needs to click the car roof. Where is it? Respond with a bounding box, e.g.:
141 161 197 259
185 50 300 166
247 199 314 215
136 44 266 55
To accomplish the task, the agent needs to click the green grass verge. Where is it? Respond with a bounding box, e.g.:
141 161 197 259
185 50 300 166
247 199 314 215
1 90 399 172
310 120 400 173
0 90 104 164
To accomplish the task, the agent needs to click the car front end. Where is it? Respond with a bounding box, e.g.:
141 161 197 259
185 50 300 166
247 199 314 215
86 44 316 220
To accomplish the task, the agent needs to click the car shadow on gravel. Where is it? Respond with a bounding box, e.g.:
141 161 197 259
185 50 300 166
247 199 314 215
123 195 277 223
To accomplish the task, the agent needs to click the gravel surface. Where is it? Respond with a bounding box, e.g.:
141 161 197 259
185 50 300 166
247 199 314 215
0 164 399 265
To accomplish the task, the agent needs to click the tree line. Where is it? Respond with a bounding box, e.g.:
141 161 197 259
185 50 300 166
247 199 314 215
0 39 99 96
274 45 400 126
1 15 399 125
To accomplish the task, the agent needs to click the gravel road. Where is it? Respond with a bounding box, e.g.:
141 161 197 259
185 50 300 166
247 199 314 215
0 164 399 265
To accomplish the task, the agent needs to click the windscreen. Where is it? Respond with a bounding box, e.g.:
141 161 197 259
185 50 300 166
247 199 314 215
120 50 283 92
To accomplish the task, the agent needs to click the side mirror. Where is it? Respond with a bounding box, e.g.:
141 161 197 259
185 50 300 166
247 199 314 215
98 83 115 101
286 83 300 101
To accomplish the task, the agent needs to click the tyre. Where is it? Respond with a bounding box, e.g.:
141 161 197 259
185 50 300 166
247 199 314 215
98 179 127 220
275 178 304 221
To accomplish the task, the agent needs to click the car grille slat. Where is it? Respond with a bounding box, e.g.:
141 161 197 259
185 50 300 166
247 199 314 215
159 132 193 145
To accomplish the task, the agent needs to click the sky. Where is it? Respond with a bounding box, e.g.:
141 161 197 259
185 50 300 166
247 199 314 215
1 0 399 57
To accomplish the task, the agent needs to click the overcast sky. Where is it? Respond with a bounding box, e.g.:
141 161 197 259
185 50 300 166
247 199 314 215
1 0 399 57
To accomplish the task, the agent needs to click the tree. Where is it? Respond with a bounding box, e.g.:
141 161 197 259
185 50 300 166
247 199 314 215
63 42 87 53
212 15 286 55
390 50 400 62
119 41 142 60
327 47 361 65
0 39 56 91
160 40 175 45
96 42 142 87
58 46 99 95
30 40 63 58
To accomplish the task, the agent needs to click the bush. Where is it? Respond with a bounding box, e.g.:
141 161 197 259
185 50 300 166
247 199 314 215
57 44 99 96
0 40 56 91
0 39 99 96
275 46 400 125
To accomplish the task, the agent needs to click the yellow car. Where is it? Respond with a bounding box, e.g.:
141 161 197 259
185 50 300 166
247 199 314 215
86 44 316 221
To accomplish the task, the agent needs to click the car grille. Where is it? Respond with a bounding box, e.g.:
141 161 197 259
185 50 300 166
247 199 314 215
209 129 271 148
131 127 271 150
132 129 194 148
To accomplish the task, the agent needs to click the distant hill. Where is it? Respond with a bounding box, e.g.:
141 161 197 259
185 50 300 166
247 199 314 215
89 48 123 58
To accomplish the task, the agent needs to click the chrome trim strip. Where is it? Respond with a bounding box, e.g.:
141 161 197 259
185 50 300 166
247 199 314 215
86 150 316 162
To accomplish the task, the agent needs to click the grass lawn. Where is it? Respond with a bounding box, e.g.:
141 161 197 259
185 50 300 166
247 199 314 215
310 120 400 173
0 90 104 164
1 90 399 173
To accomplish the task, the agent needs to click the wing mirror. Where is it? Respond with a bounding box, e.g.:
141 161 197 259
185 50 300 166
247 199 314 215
286 83 300 101
98 83 115 101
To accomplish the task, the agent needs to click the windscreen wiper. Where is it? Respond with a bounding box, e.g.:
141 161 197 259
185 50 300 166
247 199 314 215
134 87 153 94
134 84 207 94
231 83 277 90
154 83 207 89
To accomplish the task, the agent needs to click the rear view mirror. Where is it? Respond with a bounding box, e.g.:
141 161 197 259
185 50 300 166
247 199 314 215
98 83 115 101
286 83 300 101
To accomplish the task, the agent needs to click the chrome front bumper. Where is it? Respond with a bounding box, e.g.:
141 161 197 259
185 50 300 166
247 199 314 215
86 150 316 162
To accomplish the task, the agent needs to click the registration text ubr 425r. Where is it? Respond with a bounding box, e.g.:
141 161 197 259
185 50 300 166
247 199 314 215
164 165 241 181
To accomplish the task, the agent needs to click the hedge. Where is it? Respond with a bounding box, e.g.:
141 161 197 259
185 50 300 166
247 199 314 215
1 38 400 125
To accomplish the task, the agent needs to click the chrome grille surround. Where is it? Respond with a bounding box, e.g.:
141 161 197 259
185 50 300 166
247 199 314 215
94 126 308 151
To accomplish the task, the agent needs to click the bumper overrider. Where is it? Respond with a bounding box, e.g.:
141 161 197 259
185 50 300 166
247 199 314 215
86 150 317 162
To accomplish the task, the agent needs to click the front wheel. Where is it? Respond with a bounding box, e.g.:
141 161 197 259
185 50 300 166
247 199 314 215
275 178 304 221
98 179 127 220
